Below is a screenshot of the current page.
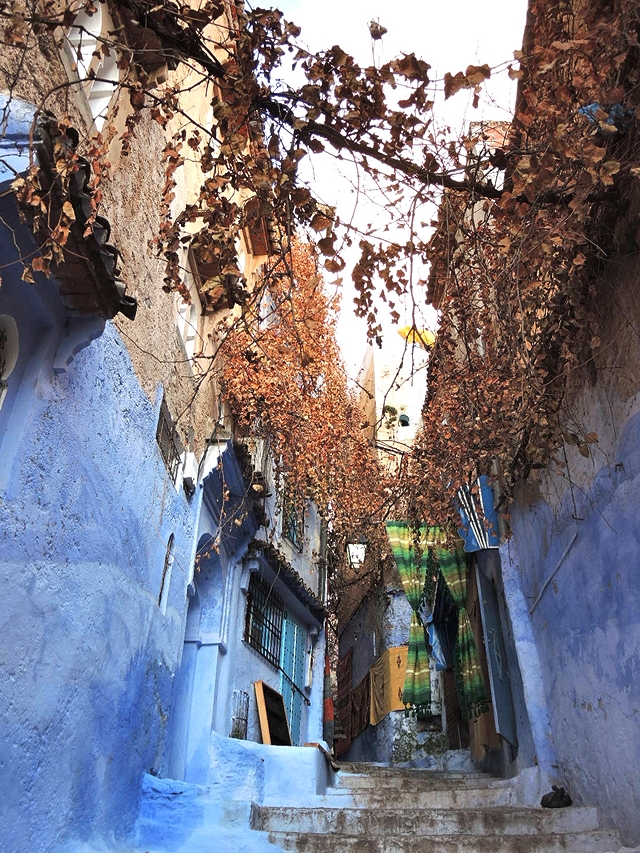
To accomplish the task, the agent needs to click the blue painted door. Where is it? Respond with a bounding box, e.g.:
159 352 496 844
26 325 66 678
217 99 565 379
280 616 306 745
475 562 518 748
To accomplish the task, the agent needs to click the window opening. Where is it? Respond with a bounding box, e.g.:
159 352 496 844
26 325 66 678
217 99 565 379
244 573 284 667
243 197 272 256
176 261 203 361
156 398 182 481
282 488 304 550
0 314 19 412
177 299 197 359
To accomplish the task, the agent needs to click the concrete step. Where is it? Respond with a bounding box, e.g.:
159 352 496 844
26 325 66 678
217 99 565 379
253 804 601 837
342 763 486 777
335 770 510 791
339 750 477 774
318 783 519 809
266 829 621 853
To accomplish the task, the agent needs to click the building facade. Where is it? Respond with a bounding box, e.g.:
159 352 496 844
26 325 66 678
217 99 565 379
0 4 327 850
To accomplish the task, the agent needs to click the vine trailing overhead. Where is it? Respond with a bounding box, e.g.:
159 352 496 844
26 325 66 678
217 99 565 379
218 238 387 561
1 0 639 543
406 0 640 529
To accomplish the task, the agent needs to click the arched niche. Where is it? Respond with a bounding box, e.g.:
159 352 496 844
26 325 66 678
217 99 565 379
167 531 229 782
187 533 225 642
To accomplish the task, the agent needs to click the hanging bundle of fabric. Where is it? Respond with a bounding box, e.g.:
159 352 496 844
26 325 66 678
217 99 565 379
386 522 439 714
437 545 489 719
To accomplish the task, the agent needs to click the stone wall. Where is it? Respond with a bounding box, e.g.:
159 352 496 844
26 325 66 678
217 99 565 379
509 240 640 845
0 316 198 852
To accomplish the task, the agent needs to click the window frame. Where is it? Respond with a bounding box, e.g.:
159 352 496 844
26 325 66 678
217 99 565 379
243 573 285 668
176 260 204 364
155 397 182 482
282 487 304 551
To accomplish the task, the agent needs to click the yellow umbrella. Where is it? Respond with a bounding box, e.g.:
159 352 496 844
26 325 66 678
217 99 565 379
397 325 436 349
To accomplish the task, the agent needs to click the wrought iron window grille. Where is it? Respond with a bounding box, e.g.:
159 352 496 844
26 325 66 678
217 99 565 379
282 488 304 551
156 398 182 482
244 573 284 667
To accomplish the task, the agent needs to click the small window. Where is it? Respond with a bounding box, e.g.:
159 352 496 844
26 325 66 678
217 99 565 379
156 397 182 481
0 314 19 412
244 573 284 667
177 299 198 359
282 488 304 550
243 197 272 256
176 260 203 361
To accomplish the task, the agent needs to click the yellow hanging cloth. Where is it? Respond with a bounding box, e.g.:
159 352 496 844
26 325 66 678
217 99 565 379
397 325 436 349
369 646 408 725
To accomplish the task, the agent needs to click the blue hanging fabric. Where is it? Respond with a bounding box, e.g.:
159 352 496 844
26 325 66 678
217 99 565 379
456 475 500 552
417 598 447 672
426 616 447 671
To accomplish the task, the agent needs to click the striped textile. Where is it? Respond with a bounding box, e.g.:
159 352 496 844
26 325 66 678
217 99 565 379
437 546 489 719
437 547 467 608
405 612 431 708
386 522 441 712
457 608 489 718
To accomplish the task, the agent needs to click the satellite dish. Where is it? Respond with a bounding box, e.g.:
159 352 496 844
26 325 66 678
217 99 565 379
0 315 19 380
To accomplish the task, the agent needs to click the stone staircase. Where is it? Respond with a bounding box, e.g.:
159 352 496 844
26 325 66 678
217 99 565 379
251 763 620 853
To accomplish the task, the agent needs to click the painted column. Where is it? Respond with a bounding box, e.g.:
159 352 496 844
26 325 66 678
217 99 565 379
499 539 560 787
305 627 326 745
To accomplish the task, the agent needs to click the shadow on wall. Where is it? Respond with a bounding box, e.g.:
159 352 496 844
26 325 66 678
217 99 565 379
73 646 174 844
165 534 226 783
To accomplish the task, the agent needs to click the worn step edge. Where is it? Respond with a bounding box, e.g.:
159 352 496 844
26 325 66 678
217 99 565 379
335 774 513 790
341 765 489 775
266 829 621 853
341 761 478 773
316 788 519 809
252 805 601 836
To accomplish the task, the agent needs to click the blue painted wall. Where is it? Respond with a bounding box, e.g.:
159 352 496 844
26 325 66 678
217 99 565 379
0 257 197 851
510 409 640 844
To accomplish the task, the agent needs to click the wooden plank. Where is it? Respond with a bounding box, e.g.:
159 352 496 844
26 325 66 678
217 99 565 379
254 680 292 746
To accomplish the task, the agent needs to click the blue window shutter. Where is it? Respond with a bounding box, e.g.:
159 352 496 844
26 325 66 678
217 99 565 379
280 617 306 745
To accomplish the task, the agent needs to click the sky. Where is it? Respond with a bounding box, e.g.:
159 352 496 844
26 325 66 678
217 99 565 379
265 0 529 376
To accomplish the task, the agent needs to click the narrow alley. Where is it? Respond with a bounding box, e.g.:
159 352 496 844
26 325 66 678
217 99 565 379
2 0 640 852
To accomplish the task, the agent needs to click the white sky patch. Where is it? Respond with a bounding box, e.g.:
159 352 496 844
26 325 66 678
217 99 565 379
266 0 529 377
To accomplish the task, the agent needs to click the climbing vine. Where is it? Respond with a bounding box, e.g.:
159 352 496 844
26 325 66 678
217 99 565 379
406 0 640 528
2 0 639 539
219 239 387 554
